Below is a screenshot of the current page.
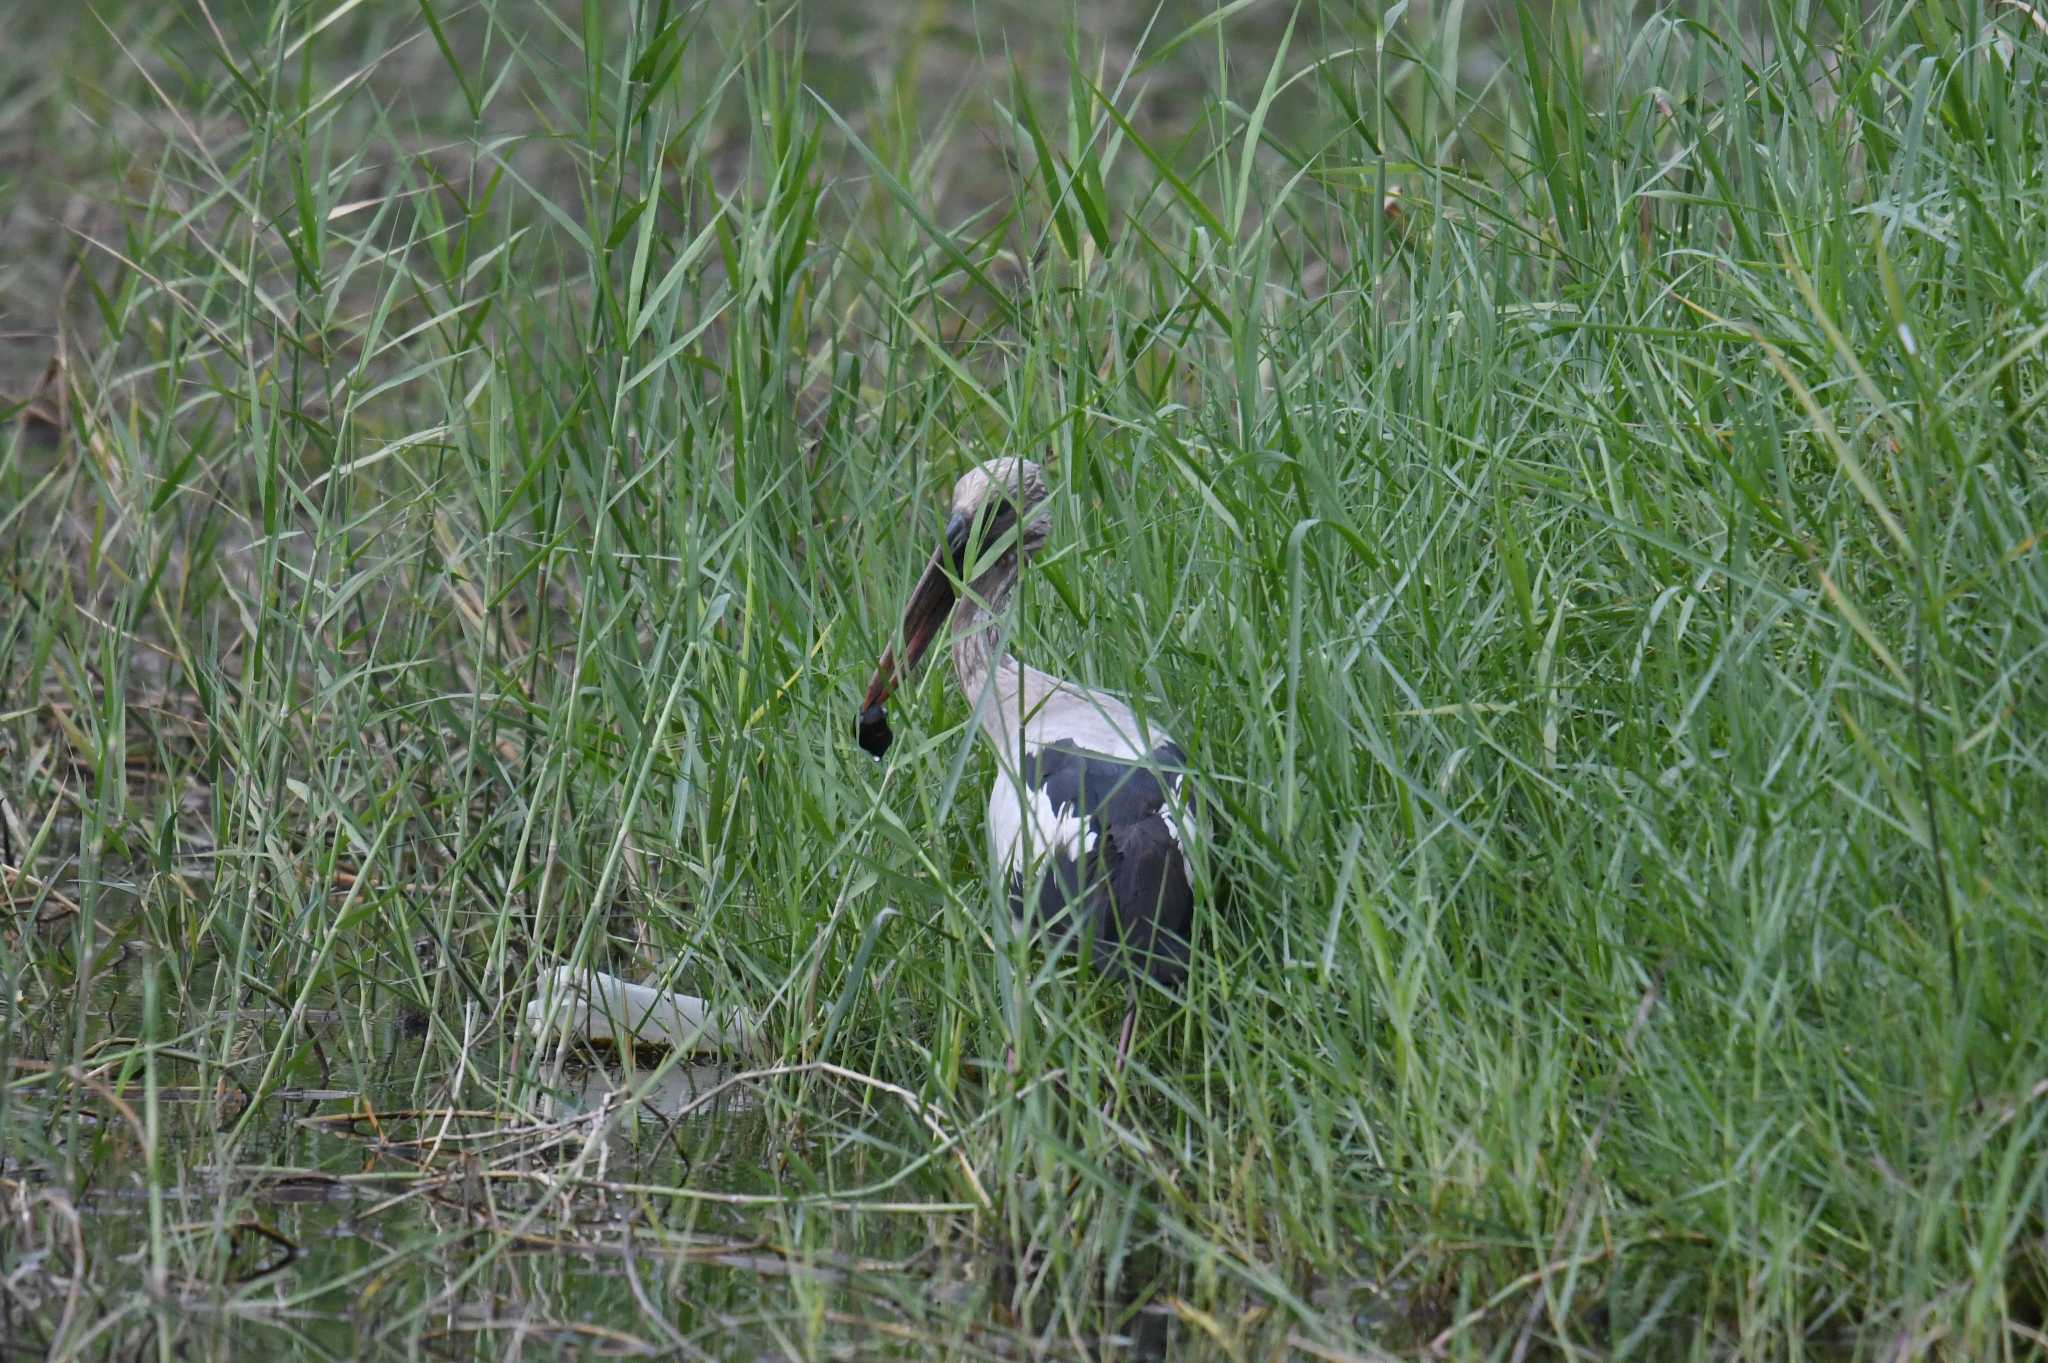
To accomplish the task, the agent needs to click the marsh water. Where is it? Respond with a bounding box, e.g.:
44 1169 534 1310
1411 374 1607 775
2 933 1222 1360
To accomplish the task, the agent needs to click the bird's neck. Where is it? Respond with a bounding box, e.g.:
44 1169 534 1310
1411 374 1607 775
950 567 1062 757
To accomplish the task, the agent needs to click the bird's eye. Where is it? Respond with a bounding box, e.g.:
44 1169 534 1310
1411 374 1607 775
944 499 1023 578
975 499 1021 549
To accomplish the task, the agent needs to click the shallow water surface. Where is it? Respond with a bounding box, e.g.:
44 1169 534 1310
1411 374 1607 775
3 973 1193 1361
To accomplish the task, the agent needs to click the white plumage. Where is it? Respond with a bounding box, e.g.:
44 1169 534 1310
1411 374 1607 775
989 777 1100 874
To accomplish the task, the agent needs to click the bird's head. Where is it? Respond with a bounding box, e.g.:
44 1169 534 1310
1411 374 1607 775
857 458 1052 757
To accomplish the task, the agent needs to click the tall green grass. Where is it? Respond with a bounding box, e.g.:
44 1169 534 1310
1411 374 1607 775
3 0 2045 1357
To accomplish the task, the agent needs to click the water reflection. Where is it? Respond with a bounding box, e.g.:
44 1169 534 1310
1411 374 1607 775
6 960 1203 1361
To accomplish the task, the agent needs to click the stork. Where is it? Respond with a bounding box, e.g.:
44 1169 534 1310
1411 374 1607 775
525 459 1194 1062
857 459 1196 1061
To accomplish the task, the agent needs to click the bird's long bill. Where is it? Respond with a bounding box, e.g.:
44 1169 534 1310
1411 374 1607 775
857 512 971 757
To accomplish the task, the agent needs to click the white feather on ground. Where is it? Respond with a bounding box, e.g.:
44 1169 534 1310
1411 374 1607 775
525 966 758 1055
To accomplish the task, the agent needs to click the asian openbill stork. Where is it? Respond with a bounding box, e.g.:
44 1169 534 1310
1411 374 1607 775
858 459 1195 1063
524 459 1194 1060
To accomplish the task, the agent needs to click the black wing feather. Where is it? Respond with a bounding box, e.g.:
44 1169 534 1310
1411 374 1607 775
1007 739 1194 986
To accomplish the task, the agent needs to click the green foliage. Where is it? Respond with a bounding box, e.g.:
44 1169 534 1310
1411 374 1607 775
2 0 2045 1357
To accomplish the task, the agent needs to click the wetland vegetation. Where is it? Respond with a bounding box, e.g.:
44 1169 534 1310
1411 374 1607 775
2 0 2046 1357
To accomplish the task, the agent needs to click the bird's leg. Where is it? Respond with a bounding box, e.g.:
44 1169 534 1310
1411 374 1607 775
1098 990 1140 1125
1113 992 1138 1075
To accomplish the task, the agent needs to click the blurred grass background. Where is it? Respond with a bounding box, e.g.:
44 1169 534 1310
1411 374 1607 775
3 0 2046 1358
